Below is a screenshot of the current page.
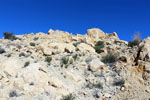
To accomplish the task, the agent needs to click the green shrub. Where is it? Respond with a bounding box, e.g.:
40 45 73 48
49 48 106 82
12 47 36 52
24 61 30 67
3 32 17 40
61 57 73 68
72 54 78 61
114 40 118 44
94 41 104 53
94 82 103 89
45 56 52 64
73 42 80 47
61 57 69 65
7 54 11 57
101 53 118 64
30 42 35 46
113 79 125 86
61 94 75 100
128 39 140 47
86 82 103 89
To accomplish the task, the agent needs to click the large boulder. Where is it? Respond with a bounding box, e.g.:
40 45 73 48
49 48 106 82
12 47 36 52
77 43 95 53
89 59 106 72
87 28 106 39
42 47 52 56
49 43 75 54
47 29 72 42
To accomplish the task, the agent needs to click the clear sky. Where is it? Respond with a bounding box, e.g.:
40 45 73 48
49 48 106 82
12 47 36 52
0 0 150 41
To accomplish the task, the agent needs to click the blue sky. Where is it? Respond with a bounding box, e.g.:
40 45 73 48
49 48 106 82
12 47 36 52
0 0 150 41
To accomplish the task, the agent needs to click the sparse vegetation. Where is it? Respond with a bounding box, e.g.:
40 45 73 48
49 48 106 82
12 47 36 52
9 90 18 97
128 39 140 47
73 42 81 47
128 32 141 47
73 41 86 47
24 61 30 67
0 48 5 54
7 54 11 57
61 57 69 65
45 56 52 65
61 57 73 68
30 42 35 46
72 54 78 61
94 41 104 53
113 79 125 86
94 82 103 89
114 40 118 44
101 53 118 64
61 94 75 100
87 82 103 89
3 32 17 40
79 53 82 56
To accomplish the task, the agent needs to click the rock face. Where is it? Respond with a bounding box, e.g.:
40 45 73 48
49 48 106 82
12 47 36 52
87 28 106 39
89 59 105 72
138 37 150 61
40 42 75 55
0 28 150 100
76 43 95 53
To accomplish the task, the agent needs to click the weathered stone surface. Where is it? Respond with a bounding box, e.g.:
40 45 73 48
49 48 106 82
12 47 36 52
42 47 52 56
48 76 65 88
0 58 22 76
65 70 82 82
39 42 75 55
87 28 106 39
89 59 105 72
0 28 150 100
14 63 49 90
138 37 150 61
77 43 95 53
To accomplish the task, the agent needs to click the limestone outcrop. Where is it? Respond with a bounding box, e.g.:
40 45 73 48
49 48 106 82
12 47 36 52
0 28 150 100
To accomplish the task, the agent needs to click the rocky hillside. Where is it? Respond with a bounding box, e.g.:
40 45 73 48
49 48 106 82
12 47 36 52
0 28 150 100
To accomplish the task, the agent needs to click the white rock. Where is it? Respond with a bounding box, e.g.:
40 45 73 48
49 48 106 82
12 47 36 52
89 59 105 72
87 28 106 39
43 47 52 56
48 29 54 34
0 58 22 76
65 70 82 82
48 76 65 88
14 63 49 94
77 43 95 53
139 37 150 61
